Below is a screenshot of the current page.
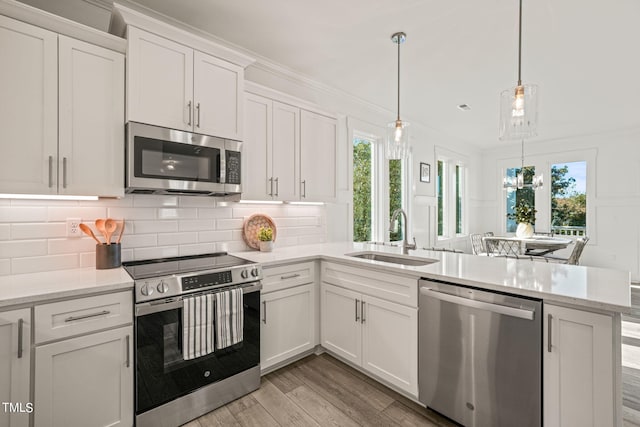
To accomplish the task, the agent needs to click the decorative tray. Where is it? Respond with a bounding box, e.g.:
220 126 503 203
242 214 277 250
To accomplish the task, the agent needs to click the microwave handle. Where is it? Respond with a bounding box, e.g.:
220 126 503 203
220 148 226 184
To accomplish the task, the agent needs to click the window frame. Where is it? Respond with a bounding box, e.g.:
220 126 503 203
349 121 411 243
497 148 596 242
436 147 468 240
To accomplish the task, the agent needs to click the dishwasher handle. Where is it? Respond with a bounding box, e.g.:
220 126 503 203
420 287 535 320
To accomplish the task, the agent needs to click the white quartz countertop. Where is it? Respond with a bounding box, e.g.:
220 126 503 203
0 267 133 308
234 242 632 313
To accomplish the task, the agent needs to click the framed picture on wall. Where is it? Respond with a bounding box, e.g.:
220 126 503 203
420 162 430 183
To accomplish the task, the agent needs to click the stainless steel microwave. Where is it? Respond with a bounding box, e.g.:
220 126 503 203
125 122 242 197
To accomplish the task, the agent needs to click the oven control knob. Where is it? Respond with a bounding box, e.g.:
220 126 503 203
157 281 169 294
140 282 154 296
251 268 259 277
240 269 249 279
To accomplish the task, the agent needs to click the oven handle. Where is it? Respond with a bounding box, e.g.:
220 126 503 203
135 282 262 317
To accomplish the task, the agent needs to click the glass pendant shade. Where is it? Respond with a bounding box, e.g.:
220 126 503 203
386 119 410 160
499 83 539 140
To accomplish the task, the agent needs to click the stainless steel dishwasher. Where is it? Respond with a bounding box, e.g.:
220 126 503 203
418 279 542 427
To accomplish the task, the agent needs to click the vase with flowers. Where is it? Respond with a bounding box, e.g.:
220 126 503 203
507 201 537 238
257 226 274 252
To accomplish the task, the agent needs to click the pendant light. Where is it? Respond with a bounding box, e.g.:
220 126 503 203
499 0 539 140
386 32 410 160
503 140 543 191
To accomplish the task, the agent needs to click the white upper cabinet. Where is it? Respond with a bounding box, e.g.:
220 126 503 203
243 93 272 200
127 26 244 140
194 51 243 140
0 14 125 198
58 36 124 197
127 26 193 133
300 110 337 202
0 16 57 195
272 101 300 201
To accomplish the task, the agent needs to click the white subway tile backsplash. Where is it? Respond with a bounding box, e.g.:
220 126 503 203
0 259 10 276
179 197 217 208
197 207 233 219
108 207 157 220
134 195 179 207
216 219 244 230
178 219 216 232
157 232 198 246
12 254 78 274
0 207 48 222
134 246 179 260
47 207 107 222
158 208 198 220
11 223 66 239
179 243 217 256
120 234 157 249
48 238 97 254
0 196 326 276
0 224 10 240
0 240 47 258
133 220 178 234
199 230 233 243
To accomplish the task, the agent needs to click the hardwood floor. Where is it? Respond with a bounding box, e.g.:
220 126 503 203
182 353 456 427
183 285 640 427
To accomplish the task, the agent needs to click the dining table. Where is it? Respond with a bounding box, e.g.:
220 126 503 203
508 235 572 256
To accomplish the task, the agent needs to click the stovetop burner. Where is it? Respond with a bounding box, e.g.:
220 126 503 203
123 252 253 280
123 252 261 303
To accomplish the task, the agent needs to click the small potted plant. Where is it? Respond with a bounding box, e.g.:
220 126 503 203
257 226 274 252
507 201 537 238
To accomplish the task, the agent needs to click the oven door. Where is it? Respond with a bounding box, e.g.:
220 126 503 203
126 122 226 194
134 283 260 416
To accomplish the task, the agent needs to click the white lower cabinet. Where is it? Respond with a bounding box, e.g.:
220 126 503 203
320 282 418 396
544 304 617 427
34 325 133 427
261 283 316 372
0 309 31 427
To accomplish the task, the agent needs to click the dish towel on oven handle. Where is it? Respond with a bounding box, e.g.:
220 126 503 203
182 293 215 360
214 287 244 349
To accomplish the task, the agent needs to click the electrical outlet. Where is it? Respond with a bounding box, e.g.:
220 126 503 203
67 218 82 238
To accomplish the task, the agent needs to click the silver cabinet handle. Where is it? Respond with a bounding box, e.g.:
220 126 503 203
187 101 192 126
547 314 552 352
262 301 267 324
274 177 279 197
280 273 300 280
355 299 359 322
62 157 68 188
269 177 274 197
420 288 535 320
65 310 110 322
17 318 24 359
361 300 366 323
125 334 130 367
301 180 306 198
48 155 53 188
196 102 201 128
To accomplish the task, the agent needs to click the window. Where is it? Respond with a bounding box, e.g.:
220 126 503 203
505 166 536 232
551 161 586 236
437 152 466 238
352 133 407 242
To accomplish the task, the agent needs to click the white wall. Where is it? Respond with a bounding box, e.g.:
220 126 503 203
0 196 325 275
478 128 640 280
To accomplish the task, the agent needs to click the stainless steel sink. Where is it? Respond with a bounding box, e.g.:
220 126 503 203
346 251 438 266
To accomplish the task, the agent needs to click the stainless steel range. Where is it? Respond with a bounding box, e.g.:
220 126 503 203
123 252 262 427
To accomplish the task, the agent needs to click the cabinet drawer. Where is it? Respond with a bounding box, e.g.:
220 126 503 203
35 291 133 343
321 262 417 307
262 261 315 293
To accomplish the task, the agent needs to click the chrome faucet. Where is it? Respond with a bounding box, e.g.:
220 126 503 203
389 208 416 255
